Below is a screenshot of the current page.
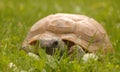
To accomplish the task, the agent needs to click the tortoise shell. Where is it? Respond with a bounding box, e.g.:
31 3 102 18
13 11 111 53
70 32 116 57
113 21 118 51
22 13 114 54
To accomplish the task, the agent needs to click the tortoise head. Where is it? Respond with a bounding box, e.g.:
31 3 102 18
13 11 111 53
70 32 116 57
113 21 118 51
38 36 65 55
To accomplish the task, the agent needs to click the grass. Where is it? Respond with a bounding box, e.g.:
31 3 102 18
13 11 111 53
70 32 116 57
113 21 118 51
0 0 120 72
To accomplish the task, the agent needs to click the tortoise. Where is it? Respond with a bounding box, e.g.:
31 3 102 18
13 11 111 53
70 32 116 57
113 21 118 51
22 13 114 57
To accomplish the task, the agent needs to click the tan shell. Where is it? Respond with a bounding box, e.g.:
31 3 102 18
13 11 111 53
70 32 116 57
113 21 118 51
22 13 114 54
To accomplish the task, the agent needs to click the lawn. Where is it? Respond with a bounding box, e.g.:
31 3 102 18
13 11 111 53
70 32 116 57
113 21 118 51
0 0 120 72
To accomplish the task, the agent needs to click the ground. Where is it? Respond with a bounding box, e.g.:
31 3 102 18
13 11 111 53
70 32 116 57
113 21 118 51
0 0 120 72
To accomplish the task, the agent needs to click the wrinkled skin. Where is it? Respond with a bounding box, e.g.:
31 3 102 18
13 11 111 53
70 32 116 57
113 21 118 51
39 38 65 55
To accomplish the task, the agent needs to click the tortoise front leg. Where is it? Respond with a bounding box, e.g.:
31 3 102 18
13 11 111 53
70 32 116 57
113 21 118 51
68 45 85 60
